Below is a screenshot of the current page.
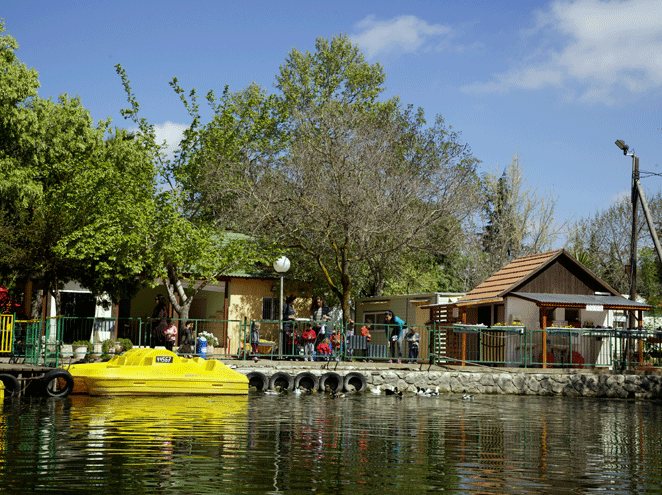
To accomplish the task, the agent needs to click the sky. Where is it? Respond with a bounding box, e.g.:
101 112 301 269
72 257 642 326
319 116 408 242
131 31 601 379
3 0 662 238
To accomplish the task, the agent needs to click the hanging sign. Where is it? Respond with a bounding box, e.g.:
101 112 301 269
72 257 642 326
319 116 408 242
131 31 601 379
585 304 604 312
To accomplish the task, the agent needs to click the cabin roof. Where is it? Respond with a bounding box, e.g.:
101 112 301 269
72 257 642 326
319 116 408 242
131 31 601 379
456 249 620 306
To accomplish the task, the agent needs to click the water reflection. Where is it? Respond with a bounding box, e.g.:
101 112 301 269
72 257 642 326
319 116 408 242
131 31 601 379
0 393 660 494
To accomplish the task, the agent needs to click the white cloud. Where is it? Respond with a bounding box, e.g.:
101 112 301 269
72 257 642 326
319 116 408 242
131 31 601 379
352 15 452 58
154 121 188 158
465 0 662 103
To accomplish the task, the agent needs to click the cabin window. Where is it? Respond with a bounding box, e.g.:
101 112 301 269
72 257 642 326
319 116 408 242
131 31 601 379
565 308 580 327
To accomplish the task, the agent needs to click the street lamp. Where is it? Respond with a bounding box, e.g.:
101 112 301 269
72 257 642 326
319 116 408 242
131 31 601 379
273 256 290 359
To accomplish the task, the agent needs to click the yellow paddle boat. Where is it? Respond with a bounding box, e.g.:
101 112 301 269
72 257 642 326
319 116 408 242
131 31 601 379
68 348 248 396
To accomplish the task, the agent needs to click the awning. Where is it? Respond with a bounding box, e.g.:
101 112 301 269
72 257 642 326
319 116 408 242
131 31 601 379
510 292 652 311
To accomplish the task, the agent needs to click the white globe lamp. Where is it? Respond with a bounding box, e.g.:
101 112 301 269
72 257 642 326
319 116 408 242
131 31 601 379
273 256 290 358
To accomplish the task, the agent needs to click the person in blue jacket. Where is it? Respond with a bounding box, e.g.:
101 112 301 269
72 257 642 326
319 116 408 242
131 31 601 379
384 310 406 363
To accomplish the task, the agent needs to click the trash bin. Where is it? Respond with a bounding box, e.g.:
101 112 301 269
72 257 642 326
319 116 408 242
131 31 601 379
196 336 208 357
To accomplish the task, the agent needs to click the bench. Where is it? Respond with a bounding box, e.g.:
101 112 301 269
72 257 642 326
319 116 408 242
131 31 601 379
368 343 388 360
346 335 368 353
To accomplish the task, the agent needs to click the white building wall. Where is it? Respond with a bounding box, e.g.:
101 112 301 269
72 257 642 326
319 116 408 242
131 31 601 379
504 297 539 329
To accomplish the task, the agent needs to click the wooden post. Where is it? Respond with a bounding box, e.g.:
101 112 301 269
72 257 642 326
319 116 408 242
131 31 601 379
541 308 548 369
461 333 467 366
460 308 467 366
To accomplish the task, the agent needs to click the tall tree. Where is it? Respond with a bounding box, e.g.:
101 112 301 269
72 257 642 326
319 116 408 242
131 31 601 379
0 24 160 308
567 193 662 295
477 156 560 281
191 36 480 320
115 67 270 322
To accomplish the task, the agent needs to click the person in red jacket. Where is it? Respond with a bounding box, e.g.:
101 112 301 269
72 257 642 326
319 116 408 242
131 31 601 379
302 326 317 361
330 329 343 360
317 338 332 360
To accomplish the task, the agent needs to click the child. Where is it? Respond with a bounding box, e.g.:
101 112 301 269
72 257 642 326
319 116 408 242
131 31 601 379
406 327 420 362
360 324 372 342
316 338 332 361
330 330 343 360
302 326 317 361
163 319 178 351
250 321 261 358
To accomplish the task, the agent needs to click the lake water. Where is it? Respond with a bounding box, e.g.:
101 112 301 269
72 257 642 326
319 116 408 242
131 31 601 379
0 392 660 494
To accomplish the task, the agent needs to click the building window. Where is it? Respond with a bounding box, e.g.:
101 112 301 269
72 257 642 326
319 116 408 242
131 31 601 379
565 308 580 327
363 312 388 325
262 297 277 320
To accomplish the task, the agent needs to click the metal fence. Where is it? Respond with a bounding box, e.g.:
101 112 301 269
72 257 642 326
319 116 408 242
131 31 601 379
3 314 661 370
429 324 662 370
237 319 429 363
5 315 242 363
13 317 62 367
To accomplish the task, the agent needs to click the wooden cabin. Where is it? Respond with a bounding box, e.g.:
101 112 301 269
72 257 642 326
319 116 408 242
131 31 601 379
425 250 652 368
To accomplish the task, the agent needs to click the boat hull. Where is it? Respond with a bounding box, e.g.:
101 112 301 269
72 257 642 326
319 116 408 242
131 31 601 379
69 348 248 396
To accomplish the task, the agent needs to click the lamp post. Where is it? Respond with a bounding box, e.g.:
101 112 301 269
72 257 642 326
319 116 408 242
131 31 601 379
273 256 290 359
615 140 639 331
615 140 640 371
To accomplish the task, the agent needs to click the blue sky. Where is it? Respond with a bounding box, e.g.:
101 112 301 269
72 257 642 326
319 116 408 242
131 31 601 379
3 0 662 232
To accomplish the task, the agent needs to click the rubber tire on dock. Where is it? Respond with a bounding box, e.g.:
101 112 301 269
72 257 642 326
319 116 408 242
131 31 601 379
268 372 293 392
294 372 319 392
40 370 74 398
0 373 20 398
343 372 367 393
319 372 342 392
246 371 269 392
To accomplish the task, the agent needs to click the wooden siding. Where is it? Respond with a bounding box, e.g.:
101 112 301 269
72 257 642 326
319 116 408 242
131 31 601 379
460 251 559 303
514 256 612 295
457 250 619 309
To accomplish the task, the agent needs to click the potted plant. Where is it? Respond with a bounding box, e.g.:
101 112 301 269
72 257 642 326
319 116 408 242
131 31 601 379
100 339 116 360
72 340 92 360
116 338 133 353
198 331 219 355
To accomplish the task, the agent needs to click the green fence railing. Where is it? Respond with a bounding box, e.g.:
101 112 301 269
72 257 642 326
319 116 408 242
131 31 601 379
4 314 662 370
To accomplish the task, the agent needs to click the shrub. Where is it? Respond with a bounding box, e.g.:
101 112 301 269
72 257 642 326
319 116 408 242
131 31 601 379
116 338 133 352
72 340 92 353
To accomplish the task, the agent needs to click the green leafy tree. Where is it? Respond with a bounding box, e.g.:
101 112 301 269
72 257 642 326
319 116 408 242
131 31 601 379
0 24 160 309
115 66 271 322
193 36 479 321
568 193 662 297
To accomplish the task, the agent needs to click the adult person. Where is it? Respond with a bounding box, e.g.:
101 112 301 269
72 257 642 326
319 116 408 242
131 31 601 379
310 295 331 341
384 310 406 364
151 295 168 348
282 295 297 357
179 321 195 354
311 296 331 323
405 327 420 362
250 321 261 361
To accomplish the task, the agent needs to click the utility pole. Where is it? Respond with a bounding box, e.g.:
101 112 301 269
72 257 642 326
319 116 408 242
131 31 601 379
628 152 639 331
615 140 639 370
615 140 639 331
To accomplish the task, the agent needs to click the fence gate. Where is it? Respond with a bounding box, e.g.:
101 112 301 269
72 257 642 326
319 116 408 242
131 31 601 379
0 314 13 353
429 325 448 364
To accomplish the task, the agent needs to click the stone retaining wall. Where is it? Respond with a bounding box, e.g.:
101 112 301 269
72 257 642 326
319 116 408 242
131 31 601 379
236 365 662 399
